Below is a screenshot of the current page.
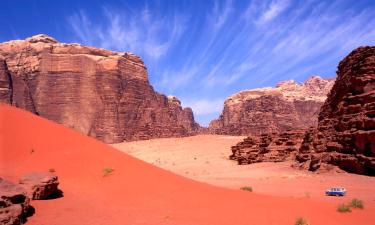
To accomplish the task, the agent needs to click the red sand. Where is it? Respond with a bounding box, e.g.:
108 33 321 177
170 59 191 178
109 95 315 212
1 105 374 225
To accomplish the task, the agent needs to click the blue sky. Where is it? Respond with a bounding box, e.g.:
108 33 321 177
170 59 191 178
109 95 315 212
1 0 375 126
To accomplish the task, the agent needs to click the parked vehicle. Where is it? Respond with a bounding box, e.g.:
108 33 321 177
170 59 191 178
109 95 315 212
325 187 346 196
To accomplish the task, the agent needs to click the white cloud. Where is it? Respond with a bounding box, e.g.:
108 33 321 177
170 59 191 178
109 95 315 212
256 0 291 25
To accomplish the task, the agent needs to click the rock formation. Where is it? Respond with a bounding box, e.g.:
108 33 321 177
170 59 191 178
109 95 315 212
0 55 12 104
209 76 335 135
19 172 59 200
0 35 200 143
230 131 305 165
296 46 375 176
0 178 30 225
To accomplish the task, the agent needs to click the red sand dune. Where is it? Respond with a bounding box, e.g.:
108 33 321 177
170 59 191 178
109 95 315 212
0 105 374 225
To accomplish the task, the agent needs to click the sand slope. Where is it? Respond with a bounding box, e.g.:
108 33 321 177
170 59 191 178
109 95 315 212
0 105 373 225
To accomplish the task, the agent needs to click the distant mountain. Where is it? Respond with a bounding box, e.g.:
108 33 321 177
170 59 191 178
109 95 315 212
209 76 335 135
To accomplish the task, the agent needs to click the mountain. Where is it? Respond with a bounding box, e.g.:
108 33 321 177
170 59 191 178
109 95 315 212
296 46 375 175
0 34 200 143
209 76 335 135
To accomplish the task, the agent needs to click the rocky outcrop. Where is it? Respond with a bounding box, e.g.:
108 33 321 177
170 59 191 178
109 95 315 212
19 173 59 200
296 46 375 175
0 178 30 225
230 131 304 164
0 34 200 143
0 55 12 104
209 76 334 135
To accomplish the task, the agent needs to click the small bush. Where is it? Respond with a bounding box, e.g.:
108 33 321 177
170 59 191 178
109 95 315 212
240 186 253 192
103 167 114 177
337 204 351 213
30 148 35 154
295 217 308 225
349 198 364 209
49 168 56 173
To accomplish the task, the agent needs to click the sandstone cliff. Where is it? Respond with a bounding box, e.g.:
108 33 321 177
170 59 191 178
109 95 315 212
0 34 200 143
296 46 375 175
209 76 334 135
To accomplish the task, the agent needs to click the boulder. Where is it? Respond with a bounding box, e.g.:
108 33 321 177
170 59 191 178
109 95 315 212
19 173 59 200
0 178 30 225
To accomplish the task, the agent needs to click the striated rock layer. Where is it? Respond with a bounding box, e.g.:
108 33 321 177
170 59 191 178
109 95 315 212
296 46 375 175
209 76 335 135
230 131 305 165
0 35 200 143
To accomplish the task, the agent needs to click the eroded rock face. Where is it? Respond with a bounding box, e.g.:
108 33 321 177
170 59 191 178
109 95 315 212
209 76 334 135
19 173 59 200
0 178 30 225
0 35 200 143
230 131 305 164
0 55 12 104
296 46 375 175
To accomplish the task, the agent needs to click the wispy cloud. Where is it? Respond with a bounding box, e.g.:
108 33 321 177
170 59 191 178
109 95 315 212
67 6 186 59
256 0 291 25
211 0 234 30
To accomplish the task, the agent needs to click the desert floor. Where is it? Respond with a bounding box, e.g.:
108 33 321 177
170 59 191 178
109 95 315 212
113 135 375 204
2 105 375 225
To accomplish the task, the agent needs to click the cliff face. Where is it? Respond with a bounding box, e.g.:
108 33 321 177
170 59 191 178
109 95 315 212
209 76 335 135
0 55 12 103
0 34 200 143
296 46 375 175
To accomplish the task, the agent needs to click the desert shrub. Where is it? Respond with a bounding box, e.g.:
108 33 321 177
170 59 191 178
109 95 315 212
240 186 253 192
349 198 364 209
103 167 114 177
337 203 351 213
295 217 308 225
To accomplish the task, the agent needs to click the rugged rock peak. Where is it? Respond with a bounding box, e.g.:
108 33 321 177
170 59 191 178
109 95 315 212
167 95 182 106
296 46 375 175
209 76 335 136
275 79 298 89
25 34 58 44
0 35 200 143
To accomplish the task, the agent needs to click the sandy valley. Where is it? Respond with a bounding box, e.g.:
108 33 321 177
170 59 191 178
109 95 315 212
113 135 375 205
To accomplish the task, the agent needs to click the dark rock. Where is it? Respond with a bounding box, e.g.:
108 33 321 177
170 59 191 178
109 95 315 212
230 131 305 164
296 46 375 176
19 172 59 200
0 178 30 225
